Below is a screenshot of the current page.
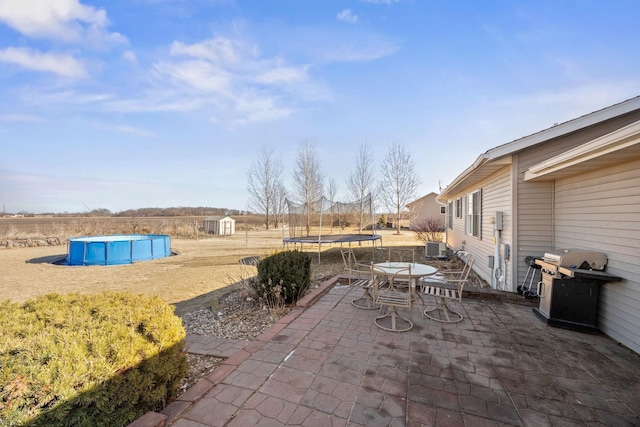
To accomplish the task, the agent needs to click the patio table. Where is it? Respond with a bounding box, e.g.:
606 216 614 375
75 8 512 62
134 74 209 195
373 262 438 288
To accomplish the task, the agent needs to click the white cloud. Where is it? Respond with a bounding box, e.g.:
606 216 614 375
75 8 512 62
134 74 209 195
148 36 319 124
0 0 126 47
255 64 308 84
153 59 232 93
0 113 41 122
0 47 88 78
19 88 115 108
122 50 138 64
170 38 239 63
337 9 359 24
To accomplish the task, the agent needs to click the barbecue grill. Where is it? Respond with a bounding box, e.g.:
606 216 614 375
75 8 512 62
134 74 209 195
533 249 621 332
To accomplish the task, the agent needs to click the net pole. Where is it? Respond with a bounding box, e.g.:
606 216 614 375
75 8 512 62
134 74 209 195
318 199 323 264
370 194 376 258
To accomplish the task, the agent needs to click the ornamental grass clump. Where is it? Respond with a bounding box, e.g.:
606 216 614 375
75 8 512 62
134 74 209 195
0 292 187 427
252 250 311 306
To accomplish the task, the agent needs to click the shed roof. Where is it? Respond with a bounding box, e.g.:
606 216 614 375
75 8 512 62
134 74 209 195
204 215 235 221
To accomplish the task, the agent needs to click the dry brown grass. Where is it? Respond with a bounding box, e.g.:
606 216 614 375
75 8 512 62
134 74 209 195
0 214 270 242
0 228 430 314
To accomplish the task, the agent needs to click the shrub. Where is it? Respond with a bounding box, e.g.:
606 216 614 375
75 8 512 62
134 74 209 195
0 292 187 427
252 250 311 305
413 217 446 244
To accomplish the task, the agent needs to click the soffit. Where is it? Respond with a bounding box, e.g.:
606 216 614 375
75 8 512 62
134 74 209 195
524 119 640 181
437 156 511 201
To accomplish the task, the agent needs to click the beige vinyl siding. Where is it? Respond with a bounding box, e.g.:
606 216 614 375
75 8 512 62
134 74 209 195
514 153 554 289
446 196 467 251
554 159 640 354
444 167 511 288
479 167 512 290
408 193 444 230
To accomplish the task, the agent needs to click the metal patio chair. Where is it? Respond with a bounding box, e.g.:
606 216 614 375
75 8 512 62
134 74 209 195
374 265 414 332
420 255 474 323
341 249 377 310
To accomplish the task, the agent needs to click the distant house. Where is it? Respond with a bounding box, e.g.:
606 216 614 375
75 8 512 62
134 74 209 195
406 192 446 230
437 95 640 354
203 216 235 235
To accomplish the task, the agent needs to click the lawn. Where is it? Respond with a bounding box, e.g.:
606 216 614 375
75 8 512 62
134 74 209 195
0 228 424 314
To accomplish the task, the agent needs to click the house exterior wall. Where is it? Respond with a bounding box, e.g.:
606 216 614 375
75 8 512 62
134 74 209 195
408 193 445 230
444 166 512 288
553 158 640 354
440 101 640 353
511 113 640 289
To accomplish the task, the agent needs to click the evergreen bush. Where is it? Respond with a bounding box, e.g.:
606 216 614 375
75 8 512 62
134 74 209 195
0 292 187 427
252 250 311 305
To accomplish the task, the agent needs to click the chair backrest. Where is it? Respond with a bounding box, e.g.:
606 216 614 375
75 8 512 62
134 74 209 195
387 248 415 263
387 266 411 284
341 249 355 270
454 255 475 290
390 266 413 307
341 249 370 273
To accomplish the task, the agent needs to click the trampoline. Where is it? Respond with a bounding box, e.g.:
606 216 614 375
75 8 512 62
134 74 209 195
283 233 382 263
283 194 381 263
66 234 171 266
283 234 381 245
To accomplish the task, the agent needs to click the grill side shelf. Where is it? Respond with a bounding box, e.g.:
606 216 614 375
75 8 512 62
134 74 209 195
557 267 623 282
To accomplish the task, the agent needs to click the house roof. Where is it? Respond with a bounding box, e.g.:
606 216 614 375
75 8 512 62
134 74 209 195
406 192 438 208
438 95 640 200
524 119 640 181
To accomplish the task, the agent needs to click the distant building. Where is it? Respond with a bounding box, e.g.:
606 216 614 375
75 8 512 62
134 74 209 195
406 192 446 230
203 216 235 235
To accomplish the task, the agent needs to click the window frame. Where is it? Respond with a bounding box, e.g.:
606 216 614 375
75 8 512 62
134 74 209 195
465 190 482 238
455 198 462 218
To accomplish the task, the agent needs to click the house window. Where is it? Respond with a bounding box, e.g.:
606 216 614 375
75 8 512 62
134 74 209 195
447 202 453 230
455 198 462 218
440 206 446 215
466 190 481 238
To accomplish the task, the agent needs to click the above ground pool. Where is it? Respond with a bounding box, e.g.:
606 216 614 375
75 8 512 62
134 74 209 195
66 234 171 266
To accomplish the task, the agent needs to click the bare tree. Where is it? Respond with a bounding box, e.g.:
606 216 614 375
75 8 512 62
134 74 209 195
247 146 284 230
272 181 287 229
377 143 421 234
347 142 375 232
292 139 324 235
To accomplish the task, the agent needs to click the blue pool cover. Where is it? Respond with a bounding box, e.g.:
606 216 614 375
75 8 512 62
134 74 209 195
67 234 171 266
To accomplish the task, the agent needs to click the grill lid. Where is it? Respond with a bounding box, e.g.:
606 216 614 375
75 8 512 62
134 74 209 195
542 249 607 271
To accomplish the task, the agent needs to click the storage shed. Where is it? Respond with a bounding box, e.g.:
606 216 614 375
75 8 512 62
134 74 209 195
203 216 235 235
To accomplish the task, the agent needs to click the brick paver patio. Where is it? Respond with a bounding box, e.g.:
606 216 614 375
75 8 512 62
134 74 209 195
133 277 640 426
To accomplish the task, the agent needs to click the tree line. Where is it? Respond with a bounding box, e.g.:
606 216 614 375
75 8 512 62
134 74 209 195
246 139 422 235
21 207 248 218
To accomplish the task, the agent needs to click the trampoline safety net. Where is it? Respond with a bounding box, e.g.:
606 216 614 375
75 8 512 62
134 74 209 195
285 193 375 238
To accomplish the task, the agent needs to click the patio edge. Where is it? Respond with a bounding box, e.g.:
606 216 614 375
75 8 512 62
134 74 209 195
128 274 342 427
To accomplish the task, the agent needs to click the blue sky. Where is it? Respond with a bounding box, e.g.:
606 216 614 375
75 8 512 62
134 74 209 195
1 1 639 214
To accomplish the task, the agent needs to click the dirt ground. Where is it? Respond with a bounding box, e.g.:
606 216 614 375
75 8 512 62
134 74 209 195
0 229 425 315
